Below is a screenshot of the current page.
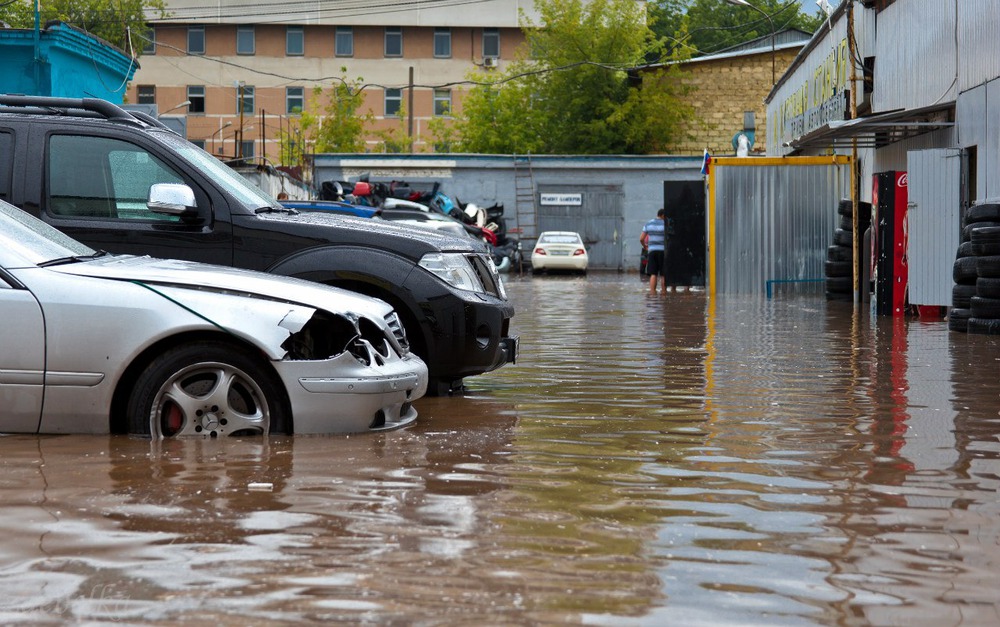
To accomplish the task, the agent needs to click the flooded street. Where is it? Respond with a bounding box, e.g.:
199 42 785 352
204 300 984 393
3 273 1000 625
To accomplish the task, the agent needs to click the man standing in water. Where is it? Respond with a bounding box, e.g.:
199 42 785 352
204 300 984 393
641 208 667 295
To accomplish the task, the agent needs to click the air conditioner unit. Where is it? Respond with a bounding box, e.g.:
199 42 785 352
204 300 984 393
483 56 499 68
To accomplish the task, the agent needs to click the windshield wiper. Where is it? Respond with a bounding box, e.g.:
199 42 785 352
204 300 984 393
38 250 109 267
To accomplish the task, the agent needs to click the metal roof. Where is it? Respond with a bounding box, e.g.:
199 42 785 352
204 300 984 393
785 101 955 150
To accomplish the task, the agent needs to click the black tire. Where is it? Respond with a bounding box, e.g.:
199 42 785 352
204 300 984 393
826 276 852 293
837 198 854 217
948 307 971 333
839 214 853 230
972 241 1000 256
953 283 977 309
968 317 1000 335
971 295 1000 319
976 255 1000 278
970 225 1000 242
833 228 853 247
964 221 1000 241
827 245 851 262
126 341 290 438
825 260 851 278
957 241 976 258
977 277 1000 299
954 256 979 284
966 203 1000 223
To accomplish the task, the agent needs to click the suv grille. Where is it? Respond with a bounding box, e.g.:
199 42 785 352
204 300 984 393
468 253 504 298
384 311 409 353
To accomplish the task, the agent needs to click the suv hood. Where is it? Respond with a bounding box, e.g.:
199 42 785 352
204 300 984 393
51 254 394 317
255 210 489 254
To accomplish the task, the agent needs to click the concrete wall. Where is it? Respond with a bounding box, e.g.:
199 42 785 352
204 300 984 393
311 153 704 271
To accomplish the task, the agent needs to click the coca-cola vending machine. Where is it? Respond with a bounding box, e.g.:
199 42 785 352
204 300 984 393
871 171 909 316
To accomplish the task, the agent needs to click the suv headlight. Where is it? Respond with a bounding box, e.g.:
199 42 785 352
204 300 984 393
419 252 485 293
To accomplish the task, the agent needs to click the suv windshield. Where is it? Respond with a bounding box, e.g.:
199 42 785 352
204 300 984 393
0 199 95 265
161 133 278 213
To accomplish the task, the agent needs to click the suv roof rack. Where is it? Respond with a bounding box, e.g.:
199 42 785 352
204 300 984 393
0 94 143 127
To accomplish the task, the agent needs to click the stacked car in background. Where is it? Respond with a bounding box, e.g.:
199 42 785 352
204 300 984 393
951 202 1000 334
826 199 870 301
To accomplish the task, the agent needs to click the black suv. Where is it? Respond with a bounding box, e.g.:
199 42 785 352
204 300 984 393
0 95 517 394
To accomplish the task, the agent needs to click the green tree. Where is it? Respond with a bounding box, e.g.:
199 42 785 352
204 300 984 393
456 0 692 155
649 0 823 57
0 0 167 55
288 76 374 160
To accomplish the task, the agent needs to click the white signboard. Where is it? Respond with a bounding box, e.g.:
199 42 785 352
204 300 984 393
540 193 582 206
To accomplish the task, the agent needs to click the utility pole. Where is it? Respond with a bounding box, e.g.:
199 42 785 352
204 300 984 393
237 82 245 159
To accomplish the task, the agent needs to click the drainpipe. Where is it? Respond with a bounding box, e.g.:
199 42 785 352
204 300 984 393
33 0 41 93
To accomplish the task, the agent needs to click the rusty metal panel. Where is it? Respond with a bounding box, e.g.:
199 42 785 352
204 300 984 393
710 157 853 296
874 0 957 111
906 148 962 306
958 0 1000 92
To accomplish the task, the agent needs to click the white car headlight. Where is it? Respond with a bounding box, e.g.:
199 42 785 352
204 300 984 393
419 252 485 293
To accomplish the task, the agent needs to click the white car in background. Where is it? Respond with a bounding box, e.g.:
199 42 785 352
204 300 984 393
530 231 589 275
0 199 427 438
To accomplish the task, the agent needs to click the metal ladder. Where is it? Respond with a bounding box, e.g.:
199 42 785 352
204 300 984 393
513 154 538 242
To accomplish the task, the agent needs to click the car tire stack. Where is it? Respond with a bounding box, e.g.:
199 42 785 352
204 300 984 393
951 202 1000 333
826 199 870 301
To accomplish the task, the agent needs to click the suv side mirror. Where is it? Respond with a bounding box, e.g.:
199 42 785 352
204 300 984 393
148 183 197 217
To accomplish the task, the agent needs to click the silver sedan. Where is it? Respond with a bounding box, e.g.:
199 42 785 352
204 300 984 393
0 200 427 437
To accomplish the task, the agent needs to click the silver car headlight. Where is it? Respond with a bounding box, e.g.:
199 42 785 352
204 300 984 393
419 252 485 293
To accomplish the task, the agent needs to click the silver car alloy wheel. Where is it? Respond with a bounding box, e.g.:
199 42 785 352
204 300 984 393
150 361 271 438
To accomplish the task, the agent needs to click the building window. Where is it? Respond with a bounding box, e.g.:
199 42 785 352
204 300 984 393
384 27 402 57
190 139 206 150
237 85 254 114
433 89 452 116
240 140 255 159
286 26 304 56
335 26 353 56
141 27 155 55
483 28 500 58
187 85 205 114
286 87 304 114
434 28 451 58
188 26 205 55
384 88 402 117
136 85 156 105
237 25 255 55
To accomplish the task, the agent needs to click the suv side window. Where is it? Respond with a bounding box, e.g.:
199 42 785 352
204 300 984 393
47 135 184 221
0 132 11 201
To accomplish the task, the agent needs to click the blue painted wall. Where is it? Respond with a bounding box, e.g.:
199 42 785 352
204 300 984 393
0 22 136 102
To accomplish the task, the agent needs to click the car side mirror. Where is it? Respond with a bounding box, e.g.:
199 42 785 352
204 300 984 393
148 183 197 217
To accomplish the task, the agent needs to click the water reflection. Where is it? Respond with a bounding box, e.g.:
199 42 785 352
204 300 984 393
0 274 998 624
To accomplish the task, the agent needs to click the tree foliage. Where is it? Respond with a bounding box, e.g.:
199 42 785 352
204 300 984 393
285 77 374 162
649 0 824 58
455 0 693 155
0 0 167 55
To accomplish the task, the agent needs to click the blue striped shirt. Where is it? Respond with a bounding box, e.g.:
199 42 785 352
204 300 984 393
642 218 666 252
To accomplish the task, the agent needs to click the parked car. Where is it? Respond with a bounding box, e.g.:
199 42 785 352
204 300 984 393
0 95 517 395
279 199 380 219
0 199 427 437
531 231 589 275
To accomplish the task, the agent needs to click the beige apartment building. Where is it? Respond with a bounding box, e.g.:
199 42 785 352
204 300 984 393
130 0 534 163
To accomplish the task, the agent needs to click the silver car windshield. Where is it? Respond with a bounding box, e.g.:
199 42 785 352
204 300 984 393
159 133 277 213
0 200 94 265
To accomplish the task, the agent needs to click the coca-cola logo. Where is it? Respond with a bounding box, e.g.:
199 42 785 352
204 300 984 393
897 172 908 187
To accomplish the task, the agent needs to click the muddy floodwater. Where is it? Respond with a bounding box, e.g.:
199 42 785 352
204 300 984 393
3 273 1000 625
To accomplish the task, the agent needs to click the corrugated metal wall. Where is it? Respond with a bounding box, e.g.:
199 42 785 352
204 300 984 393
907 148 962 307
959 0 1000 92
875 0 957 111
709 156 853 296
